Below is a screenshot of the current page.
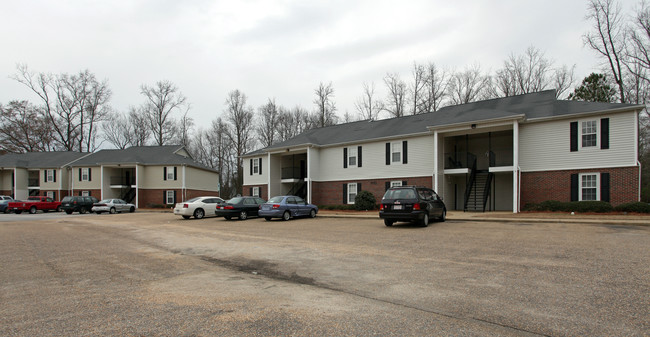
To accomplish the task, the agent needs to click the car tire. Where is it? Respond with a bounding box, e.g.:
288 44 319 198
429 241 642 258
56 206 62 212
182 215 191 219
282 211 291 221
384 219 394 227
80 207 87 214
29 206 37 214
3 209 9 214
109 207 116 214
129 206 135 213
439 209 446 222
239 211 247 220
65 210 73 215
420 213 429 227
15 210 22 214
194 208 205 219
309 209 316 218
265 217 271 221
224 216 232 220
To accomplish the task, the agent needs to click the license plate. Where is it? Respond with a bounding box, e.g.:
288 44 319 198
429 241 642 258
393 205 403 210
262 205 270 210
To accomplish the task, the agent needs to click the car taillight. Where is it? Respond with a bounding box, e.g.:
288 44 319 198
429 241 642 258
380 204 384 210
413 203 421 210
224 205 234 210
183 204 188 208
272 204 280 209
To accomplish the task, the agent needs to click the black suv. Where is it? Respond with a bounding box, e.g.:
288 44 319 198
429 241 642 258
379 186 446 227
61 196 99 214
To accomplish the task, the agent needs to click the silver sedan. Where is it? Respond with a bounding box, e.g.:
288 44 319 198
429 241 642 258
92 199 136 214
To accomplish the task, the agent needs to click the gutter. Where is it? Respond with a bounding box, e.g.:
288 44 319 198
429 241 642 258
525 105 645 123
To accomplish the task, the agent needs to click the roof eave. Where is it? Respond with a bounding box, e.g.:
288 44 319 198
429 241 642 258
525 105 645 123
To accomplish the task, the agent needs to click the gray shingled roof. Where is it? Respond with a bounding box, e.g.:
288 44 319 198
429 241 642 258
0 151 87 168
70 145 217 172
247 90 641 156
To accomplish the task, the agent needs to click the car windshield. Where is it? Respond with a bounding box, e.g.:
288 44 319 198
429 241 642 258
62 197 74 202
184 197 201 203
227 197 243 204
98 200 111 203
268 196 285 203
383 189 417 200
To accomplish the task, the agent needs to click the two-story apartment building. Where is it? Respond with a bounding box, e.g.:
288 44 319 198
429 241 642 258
242 90 643 212
0 145 220 207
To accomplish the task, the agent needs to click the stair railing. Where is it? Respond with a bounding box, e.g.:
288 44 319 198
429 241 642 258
482 173 494 212
463 153 477 212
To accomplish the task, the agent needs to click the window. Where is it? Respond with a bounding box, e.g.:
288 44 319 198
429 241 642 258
166 167 175 180
580 173 599 201
81 191 90 196
253 159 260 174
252 186 260 197
46 170 54 182
581 121 597 147
46 191 55 199
348 183 357 204
391 142 401 163
166 190 175 204
81 168 90 181
390 181 402 188
348 147 357 167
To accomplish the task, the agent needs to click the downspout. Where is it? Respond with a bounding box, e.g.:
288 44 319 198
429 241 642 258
307 147 311 204
135 165 139 209
70 167 74 197
182 165 186 202
100 165 104 200
639 160 642 202
518 166 521 213
433 130 439 192
267 152 271 200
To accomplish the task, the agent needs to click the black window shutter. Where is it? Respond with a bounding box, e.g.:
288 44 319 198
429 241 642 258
570 122 578 152
402 141 408 164
53 170 56 183
89 168 92 181
163 167 167 181
343 183 348 204
358 146 362 167
358 183 362 192
601 173 610 202
385 182 390 191
259 158 262 175
173 191 177 203
163 190 166 203
402 180 407 186
250 159 253 176
44 170 47 183
250 187 253 196
570 174 579 201
385 143 390 165
343 148 348 168
79 191 82 196
79 168 82 181
173 167 177 180
601 118 610 149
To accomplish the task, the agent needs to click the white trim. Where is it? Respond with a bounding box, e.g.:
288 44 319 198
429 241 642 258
182 165 186 202
433 130 439 192
135 165 139 209
525 106 645 123
81 168 90 181
579 172 600 201
390 141 402 164
306 148 311 204
252 186 260 197
513 121 519 214
390 181 403 187
427 115 526 132
347 146 358 167
267 152 272 200
347 183 357 204
100 165 104 200
489 166 515 172
520 163 637 172
444 168 470 175
166 166 175 180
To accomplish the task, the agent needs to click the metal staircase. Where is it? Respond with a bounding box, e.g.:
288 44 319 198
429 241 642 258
120 187 136 203
464 172 493 212
287 181 307 199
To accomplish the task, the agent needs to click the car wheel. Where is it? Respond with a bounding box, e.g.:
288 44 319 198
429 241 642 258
224 216 232 220
15 210 22 214
282 211 291 221
194 208 205 219
182 215 191 219
129 206 135 213
65 210 73 215
384 219 394 227
56 206 62 212
239 211 247 220
439 209 446 222
79 207 87 214
309 209 316 218
265 217 271 221
29 206 37 214
420 213 429 227
109 207 116 214
3 209 9 214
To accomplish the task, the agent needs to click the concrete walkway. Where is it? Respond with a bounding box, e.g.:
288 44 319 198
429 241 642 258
317 209 650 226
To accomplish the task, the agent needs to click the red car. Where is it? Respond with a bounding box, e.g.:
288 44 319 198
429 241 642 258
7 196 62 214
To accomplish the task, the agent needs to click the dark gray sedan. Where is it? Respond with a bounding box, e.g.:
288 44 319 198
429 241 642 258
258 195 318 221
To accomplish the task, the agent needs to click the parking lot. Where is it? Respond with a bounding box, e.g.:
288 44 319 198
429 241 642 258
1 212 648 336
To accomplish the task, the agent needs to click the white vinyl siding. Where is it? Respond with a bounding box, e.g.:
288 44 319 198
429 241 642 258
519 111 637 172
316 135 433 181
245 156 268 185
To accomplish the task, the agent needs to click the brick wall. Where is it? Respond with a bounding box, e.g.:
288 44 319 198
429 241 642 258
72 189 101 200
138 188 220 207
243 185 267 198
312 176 432 206
521 166 639 207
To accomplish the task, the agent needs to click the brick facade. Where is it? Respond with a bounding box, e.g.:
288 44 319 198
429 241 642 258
312 176 432 206
72 189 102 200
520 166 639 207
243 185 267 198
137 188 220 207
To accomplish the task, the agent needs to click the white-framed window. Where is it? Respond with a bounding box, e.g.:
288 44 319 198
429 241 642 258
348 147 357 167
580 173 599 201
252 186 260 197
348 183 357 204
166 167 175 180
81 168 89 181
390 181 403 188
253 159 260 174
46 169 54 182
166 190 175 204
391 142 402 163
46 191 55 199
81 191 90 196
581 120 597 148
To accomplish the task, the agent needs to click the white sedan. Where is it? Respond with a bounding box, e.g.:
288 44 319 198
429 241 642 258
92 199 136 214
173 196 224 219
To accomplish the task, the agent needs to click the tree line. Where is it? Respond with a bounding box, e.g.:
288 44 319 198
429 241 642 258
1 0 649 200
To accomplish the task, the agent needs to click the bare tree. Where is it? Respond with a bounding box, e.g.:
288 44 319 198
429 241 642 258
0 101 54 153
277 105 311 142
410 62 427 114
101 111 131 149
128 107 151 147
354 82 383 121
553 64 577 98
584 0 627 103
224 89 255 195
140 80 187 146
176 106 194 148
189 117 236 198
421 62 449 113
447 64 492 105
313 82 338 127
256 98 280 147
383 72 407 117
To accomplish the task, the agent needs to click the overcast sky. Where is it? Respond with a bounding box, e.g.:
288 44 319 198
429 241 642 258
0 0 640 126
